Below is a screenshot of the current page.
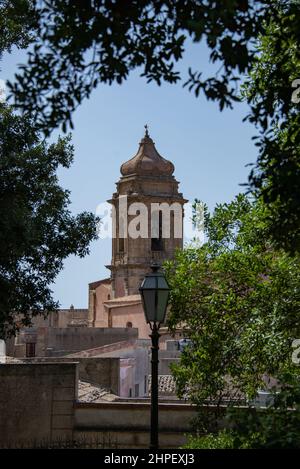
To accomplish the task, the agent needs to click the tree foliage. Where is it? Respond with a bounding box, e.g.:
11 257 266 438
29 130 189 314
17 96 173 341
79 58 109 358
0 0 38 60
183 375 300 448
0 104 98 338
165 194 300 415
4 0 300 250
243 1 300 252
7 0 268 133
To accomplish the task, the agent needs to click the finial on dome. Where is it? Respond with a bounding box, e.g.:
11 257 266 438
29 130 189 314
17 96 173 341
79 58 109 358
144 124 150 138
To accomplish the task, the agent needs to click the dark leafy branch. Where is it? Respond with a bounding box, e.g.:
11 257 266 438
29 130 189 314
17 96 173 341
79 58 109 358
3 1 300 251
7 0 268 134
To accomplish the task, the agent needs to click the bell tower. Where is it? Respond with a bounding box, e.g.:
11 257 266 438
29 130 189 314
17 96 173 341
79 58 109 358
107 126 187 298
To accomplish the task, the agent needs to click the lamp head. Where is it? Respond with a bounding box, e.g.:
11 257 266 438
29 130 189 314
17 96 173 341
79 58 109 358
139 264 170 325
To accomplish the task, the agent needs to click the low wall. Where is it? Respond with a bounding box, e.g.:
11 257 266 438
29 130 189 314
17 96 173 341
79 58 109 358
74 401 198 448
78 357 120 394
0 362 253 449
0 363 78 447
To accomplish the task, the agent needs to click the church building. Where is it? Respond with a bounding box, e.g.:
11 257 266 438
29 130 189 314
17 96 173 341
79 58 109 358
87 127 187 339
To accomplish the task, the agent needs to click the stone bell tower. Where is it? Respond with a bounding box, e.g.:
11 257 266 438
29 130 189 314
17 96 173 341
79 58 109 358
107 126 187 298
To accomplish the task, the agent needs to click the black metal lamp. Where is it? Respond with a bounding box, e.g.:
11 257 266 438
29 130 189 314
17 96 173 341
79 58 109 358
139 263 170 450
139 263 170 325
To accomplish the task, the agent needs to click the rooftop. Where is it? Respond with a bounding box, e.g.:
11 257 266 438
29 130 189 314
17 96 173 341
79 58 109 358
78 380 117 403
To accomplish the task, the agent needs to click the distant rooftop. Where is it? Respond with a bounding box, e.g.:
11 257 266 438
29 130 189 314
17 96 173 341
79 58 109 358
78 380 117 403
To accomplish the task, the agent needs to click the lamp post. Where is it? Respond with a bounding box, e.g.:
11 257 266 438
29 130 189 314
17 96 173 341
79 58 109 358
139 263 170 450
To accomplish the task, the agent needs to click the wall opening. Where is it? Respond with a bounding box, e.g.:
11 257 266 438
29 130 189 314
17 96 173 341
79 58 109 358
26 343 36 358
151 211 164 251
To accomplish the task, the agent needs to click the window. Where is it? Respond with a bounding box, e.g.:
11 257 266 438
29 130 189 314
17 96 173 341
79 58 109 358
118 237 124 252
126 321 133 328
26 343 36 358
135 383 139 397
108 309 112 328
118 216 125 252
151 211 163 251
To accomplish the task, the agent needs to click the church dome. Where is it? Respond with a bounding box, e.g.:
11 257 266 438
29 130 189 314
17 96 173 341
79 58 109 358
120 126 174 177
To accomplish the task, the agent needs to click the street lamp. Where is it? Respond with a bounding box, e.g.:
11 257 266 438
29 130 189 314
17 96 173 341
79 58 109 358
139 263 170 450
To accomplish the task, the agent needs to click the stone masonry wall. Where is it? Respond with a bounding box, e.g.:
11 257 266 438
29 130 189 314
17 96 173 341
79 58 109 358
45 327 138 356
0 363 78 447
18 357 121 395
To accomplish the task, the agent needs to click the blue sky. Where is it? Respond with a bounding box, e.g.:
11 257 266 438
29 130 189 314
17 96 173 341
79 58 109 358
1 41 257 308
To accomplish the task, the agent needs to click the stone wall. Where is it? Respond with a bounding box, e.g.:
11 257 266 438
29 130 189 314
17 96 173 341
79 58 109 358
0 361 253 449
0 362 195 449
75 400 196 431
45 327 138 356
74 401 198 448
76 357 120 395
21 351 148 398
8 327 138 358
0 363 78 447
21 357 121 395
